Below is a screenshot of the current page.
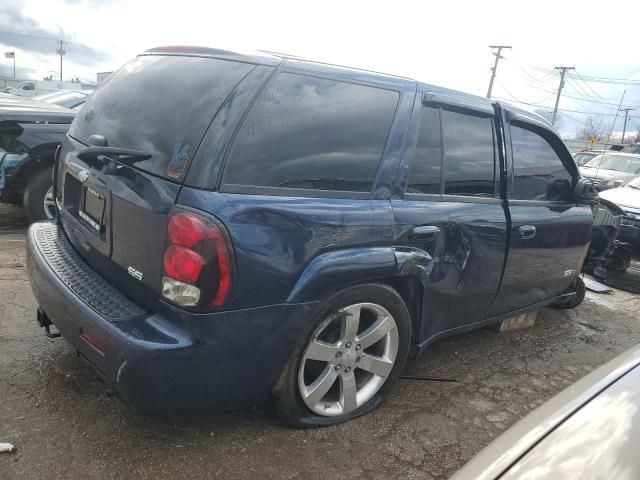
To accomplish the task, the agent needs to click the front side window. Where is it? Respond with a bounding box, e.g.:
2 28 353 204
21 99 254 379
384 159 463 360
406 107 441 194
511 125 573 201
223 72 399 192
442 110 496 197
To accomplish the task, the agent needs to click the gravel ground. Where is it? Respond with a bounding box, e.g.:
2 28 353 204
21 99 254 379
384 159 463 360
1 203 639 480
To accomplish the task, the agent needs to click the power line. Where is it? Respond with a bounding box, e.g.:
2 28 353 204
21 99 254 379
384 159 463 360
498 81 556 105
572 71 621 104
565 73 640 85
493 96 627 117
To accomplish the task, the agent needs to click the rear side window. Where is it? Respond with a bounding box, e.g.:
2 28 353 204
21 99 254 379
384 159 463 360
407 107 442 194
70 55 253 181
442 110 495 197
511 125 573 201
223 72 399 192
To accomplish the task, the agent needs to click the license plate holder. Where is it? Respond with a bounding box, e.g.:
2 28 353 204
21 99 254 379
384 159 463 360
79 186 106 233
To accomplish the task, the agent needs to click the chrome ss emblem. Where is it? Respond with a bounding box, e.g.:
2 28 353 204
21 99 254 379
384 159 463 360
78 169 89 182
127 266 144 281
563 269 575 277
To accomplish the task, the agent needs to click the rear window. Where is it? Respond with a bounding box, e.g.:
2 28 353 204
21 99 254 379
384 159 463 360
223 72 399 193
70 55 253 181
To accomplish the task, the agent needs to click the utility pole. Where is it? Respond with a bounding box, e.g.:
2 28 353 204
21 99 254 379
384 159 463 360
551 66 575 127
486 45 511 98
56 40 66 82
620 107 635 144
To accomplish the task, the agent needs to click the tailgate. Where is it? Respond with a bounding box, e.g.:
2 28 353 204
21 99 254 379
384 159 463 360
56 53 254 308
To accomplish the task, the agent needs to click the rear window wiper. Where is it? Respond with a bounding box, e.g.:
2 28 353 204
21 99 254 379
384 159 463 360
77 146 151 164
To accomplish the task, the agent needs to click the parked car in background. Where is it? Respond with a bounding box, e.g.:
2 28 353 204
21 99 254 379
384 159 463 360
7 80 80 98
452 344 640 479
27 46 599 427
573 149 605 166
0 90 89 109
599 175 640 249
579 152 640 190
33 90 90 109
623 143 640 154
0 104 74 221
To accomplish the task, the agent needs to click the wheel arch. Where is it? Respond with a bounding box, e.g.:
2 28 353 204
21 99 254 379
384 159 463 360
2 145 56 204
286 246 432 348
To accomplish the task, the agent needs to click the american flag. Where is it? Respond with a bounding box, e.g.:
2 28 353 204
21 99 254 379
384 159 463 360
4 52 15 59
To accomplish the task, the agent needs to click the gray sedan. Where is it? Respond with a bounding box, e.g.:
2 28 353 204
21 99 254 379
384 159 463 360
452 345 640 479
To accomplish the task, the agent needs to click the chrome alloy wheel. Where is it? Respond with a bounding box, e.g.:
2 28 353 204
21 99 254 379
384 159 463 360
298 302 399 417
43 186 56 219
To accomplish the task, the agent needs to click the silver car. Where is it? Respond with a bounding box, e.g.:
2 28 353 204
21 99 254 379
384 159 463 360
579 152 640 191
452 345 640 479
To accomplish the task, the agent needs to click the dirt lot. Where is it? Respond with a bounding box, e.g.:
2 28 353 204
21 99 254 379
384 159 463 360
1 203 639 480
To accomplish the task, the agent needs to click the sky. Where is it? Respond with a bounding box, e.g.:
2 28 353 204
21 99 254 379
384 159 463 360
0 0 639 138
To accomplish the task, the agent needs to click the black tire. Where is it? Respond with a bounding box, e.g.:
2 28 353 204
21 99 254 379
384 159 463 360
603 262 640 294
23 168 53 223
272 283 411 428
553 276 586 309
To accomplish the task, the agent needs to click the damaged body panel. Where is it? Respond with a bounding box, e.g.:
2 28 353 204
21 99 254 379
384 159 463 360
584 198 632 277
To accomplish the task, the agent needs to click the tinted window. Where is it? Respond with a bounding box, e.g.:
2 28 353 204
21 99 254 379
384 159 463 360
511 125 572 201
224 72 399 192
442 110 495 196
70 55 253 180
407 107 441 194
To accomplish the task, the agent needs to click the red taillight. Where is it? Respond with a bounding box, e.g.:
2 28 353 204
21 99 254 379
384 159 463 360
168 213 206 247
164 245 205 283
162 209 234 309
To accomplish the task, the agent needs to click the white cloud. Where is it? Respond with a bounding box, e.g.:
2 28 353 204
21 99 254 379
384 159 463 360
1 0 638 136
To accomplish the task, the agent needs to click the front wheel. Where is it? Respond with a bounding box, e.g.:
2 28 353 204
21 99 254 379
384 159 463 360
273 284 411 428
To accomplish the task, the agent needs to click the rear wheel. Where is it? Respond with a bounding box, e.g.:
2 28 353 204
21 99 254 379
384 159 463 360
273 284 411 428
23 168 54 223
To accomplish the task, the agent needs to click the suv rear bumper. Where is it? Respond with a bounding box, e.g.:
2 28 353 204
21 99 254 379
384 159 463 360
26 221 317 414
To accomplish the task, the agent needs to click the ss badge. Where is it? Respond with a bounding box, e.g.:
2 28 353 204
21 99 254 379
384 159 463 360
127 266 144 281
563 269 575 277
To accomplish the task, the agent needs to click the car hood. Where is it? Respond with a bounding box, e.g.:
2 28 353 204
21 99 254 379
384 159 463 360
451 345 640 480
0 104 75 123
580 167 636 182
599 186 640 211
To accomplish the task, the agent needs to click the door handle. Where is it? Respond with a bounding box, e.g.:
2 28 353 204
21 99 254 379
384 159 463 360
410 225 440 241
518 225 536 240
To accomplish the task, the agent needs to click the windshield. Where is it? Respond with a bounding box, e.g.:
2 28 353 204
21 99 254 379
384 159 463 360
69 55 253 181
583 154 640 174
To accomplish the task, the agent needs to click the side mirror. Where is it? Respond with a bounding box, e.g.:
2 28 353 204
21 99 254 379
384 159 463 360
573 177 599 205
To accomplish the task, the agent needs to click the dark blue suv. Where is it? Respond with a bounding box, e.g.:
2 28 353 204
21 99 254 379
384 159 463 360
26 47 596 427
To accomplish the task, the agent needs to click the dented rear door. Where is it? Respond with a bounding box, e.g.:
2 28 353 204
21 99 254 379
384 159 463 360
392 94 508 344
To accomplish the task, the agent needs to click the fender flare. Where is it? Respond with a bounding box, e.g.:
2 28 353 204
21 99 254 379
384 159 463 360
286 246 433 303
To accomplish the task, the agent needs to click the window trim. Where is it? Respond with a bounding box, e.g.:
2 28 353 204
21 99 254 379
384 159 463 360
508 121 576 203
218 69 401 197
404 102 499 199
